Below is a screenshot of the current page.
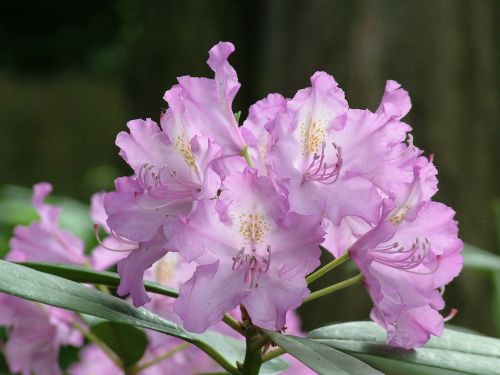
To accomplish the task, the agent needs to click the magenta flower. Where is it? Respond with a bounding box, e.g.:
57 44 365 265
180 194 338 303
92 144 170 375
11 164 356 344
348 161 463 348
8 183 86 264
167 168 324 332
268 72 382 225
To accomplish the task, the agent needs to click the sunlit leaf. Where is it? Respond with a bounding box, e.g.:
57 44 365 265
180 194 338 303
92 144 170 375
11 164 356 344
308 321 500 375
20 262 178 298
267 331 383 375
0 260 288 373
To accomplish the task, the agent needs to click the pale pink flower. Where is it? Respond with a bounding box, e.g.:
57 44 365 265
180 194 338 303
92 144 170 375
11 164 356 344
8 183 86 264
0 294 82 375
268 72 382 225
348 161 462 348
105 119 221 243
161 42 246 157
167 168 324 332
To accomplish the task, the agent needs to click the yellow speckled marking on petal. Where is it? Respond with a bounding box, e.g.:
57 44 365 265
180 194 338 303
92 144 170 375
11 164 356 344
175 135 197 170
389 205 409 225
155 256 177 285
238 212 269 244
300 121 326 156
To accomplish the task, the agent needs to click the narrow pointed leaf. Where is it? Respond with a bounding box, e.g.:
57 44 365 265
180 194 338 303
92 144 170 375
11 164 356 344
0 260 190 339
0 260 281 374
308 321 500 375
266 331 383 374
19 262 178 298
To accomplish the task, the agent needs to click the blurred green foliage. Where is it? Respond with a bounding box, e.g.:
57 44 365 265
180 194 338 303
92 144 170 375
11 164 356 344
0 0 498 340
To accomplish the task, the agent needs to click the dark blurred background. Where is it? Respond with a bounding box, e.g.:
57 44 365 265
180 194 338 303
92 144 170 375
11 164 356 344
0 0 498 336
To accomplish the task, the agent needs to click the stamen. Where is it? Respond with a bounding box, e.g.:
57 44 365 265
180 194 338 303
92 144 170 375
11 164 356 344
134 192 187 210
232 245 272 288
93 224 136 252
303 142 343 185
136 163 201 207
371 237 438 275
443 308 458 322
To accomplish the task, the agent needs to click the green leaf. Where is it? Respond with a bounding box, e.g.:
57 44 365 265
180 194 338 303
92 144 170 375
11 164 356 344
462 243 500 272
266 331 383 375
20 262 178 298
0 260 190 340
307 321 500 375
90 321 148 367
0 261 276 374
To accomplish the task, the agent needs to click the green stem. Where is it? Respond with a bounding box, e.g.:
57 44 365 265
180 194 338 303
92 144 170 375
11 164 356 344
261 347 285 363
306 252 350 284
304 273 364 303
223 314 244 335
193 339 241 375
241 145 254 167
72 321 123 368
240 325 264 375
128 342 189 374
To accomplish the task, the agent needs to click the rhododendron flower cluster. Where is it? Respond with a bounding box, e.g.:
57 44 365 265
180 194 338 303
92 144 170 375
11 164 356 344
101 41 462 348
0 40 464 374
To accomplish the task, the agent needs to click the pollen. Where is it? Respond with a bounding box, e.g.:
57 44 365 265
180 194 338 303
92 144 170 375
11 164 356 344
238 213 269 244
300 120 326 156
389 205 410 225
175 135 197 170
155 256 177 285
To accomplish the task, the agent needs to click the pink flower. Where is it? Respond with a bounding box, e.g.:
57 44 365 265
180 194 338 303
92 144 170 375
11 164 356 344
161 42 246 157
241 93 287 176
105 119 221 243
0 294 82 375
68 345 120 375
103 117 222 306
8 183 86 264
348 161 463 348
268 72 383 225
167 168 324 332
90 192 131 271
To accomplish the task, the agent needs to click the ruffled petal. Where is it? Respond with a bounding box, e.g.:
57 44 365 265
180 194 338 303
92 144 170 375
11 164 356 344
174 261 248 333
242 273 309 331
117 230 169 307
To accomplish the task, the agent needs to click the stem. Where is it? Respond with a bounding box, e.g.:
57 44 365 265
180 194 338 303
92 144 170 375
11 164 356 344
261 347 285 363
193 339 241 375
223 314 244 335
72 321 123 368
304 273 364 303
128 342 189 374
241 145 254 167
240 325 264 375
306 252 350 284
